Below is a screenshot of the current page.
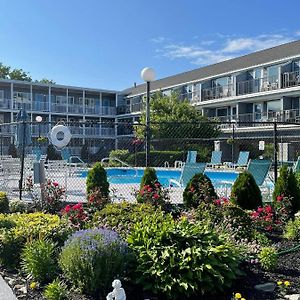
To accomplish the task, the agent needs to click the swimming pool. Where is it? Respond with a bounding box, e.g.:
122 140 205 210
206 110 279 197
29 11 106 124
80 168 239 186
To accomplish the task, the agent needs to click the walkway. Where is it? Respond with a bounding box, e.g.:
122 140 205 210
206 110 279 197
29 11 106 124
0 275 17 300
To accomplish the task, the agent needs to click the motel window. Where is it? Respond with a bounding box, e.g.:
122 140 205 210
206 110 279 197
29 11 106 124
13 91 31 102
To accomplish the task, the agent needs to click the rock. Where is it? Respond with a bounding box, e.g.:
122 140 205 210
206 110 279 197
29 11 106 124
14 284 24 289
254 282 276 293
18 286 27 294
284 294 300 300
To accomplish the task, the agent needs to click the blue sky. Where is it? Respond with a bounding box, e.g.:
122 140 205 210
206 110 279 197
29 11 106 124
0 0 300 91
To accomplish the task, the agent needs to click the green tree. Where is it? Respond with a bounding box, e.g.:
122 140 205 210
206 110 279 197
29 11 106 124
0 63 10 79
9 68 32 81
135 92 219 140
38 78 56 84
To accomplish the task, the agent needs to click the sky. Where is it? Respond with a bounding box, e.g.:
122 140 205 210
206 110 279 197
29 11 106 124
0 0 300 91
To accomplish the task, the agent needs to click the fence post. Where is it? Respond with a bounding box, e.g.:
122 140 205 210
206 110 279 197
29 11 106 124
273 122 278 183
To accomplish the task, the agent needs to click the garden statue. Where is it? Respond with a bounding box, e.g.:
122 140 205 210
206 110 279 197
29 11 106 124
106 279 126 300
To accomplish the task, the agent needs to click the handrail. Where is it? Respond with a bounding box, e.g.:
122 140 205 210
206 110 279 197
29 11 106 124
101 157 138 177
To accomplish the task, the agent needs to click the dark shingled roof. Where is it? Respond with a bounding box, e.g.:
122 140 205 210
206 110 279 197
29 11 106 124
123 39 300 96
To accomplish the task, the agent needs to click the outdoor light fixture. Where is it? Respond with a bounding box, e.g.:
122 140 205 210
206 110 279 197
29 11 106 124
35 115 43 142
141 67 155 167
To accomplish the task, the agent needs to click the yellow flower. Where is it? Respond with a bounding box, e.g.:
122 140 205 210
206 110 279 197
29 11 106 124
284 281 290 287
234 293 242 299
277 281 283 285
241 298 246 300
29 282 37 289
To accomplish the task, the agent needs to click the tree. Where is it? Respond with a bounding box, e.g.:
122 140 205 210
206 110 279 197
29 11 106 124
9 68 32 81
135 92 219 140
38 78 56 84
0 63 10 79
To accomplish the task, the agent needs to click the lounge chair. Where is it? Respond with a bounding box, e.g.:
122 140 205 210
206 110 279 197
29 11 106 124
186 151 197 164
247 159 272 186
207 151 222 168
233 151 249 169
169 162 206 187
293 156 300 173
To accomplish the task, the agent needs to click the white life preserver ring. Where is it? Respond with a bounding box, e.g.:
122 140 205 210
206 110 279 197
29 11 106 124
50 125 72 149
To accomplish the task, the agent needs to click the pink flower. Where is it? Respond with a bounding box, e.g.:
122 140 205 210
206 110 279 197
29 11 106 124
53 181 59 187
265 205 273 213
153 193 159 200
63 205 71 213
266 225 273 231
257 207 263 213
214 199 221 206
73 203 82 210
277 195 283 202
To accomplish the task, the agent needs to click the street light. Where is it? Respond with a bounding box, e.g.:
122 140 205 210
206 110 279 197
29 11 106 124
35 115 43 147
141 67 155 167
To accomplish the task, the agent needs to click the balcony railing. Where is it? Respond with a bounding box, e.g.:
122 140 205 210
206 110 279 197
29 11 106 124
31 124 50 135
0 99 11 109
68 105 84 114
101 128 115 136
85 106 100 115
201 84 233 101
13 101 31 110
32 102 49 112
237 76 279 96
51 103 67 113
102 106 116 115
282 71 300 88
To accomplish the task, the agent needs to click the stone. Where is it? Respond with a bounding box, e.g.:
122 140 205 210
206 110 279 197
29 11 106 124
254 282 276 293
284 294 300 300
18 286 27 294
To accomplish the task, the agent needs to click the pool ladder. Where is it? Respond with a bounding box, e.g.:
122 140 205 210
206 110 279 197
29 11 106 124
101 157 138 177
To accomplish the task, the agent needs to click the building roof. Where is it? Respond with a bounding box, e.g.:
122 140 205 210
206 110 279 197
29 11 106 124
123 39 300 97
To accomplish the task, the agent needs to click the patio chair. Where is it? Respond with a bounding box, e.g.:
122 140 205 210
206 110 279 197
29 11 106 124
247 159 272 187
293 156 300 173
186 151 197 164
207 151 222 168
169 162 206 188
233 151 250 169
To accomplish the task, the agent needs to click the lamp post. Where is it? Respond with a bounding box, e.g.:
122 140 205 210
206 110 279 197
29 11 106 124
35 115 43 148
141 67 155 167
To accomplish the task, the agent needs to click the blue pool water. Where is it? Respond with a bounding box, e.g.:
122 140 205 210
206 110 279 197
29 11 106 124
80 168 239 186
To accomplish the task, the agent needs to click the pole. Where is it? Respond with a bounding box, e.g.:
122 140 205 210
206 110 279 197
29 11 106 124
145 81 150 167
19 119 26 200
273 122 278 183
0 125 2 156
231 122 235 164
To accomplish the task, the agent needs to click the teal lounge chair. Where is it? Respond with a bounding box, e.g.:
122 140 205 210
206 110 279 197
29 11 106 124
207 151 222 168
186 151 197 164
293 156 300 173
247 159 272 186
233 151 250 168
170 162 206 187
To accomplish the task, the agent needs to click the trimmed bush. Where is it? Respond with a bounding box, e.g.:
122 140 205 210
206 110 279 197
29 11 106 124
284 217 300 240
59 228 128 297
258 247 278 271
140 167 158 189
183 173 217 208
231 171 262 210
92 202 158 237
127 211 242 299
0 192 9 213
21 239 57 283
86 162 109 197
273 166 300 213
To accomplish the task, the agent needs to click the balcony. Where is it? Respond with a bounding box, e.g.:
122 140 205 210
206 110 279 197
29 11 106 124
13 101 31 111
282 71 300 88
102 106 116 115
237 76 279 96
85 126 101 136
85 106 101 115
101 128 115 136
69 126 84 135
202 84 233 101
32 102 49 112
0 99 11 109
68 105 84 114
31 124 50 136
51 103 67 113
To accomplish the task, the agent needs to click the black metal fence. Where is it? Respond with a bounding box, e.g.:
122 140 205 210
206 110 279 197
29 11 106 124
0 120 300 203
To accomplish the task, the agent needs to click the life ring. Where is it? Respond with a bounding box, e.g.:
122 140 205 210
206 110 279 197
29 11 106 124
50 125 72 149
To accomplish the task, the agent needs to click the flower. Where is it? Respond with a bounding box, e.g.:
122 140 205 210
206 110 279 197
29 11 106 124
29 282 37 289
63 205 71 213
53 181 59 187
241 298 246 300
234 293 242 299
277 281 283 285
277 195 283 202
284 281 290 287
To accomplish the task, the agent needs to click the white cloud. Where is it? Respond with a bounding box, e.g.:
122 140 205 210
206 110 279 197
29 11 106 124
149 36 166 43
153 32 298 66
295 30 300 36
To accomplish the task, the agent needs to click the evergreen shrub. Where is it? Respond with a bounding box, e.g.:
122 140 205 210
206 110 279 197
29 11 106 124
273 166 300 213
183 173 217 208
86 162 109 197
140 167 158 189
0 192 9 213
231 171 262 210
